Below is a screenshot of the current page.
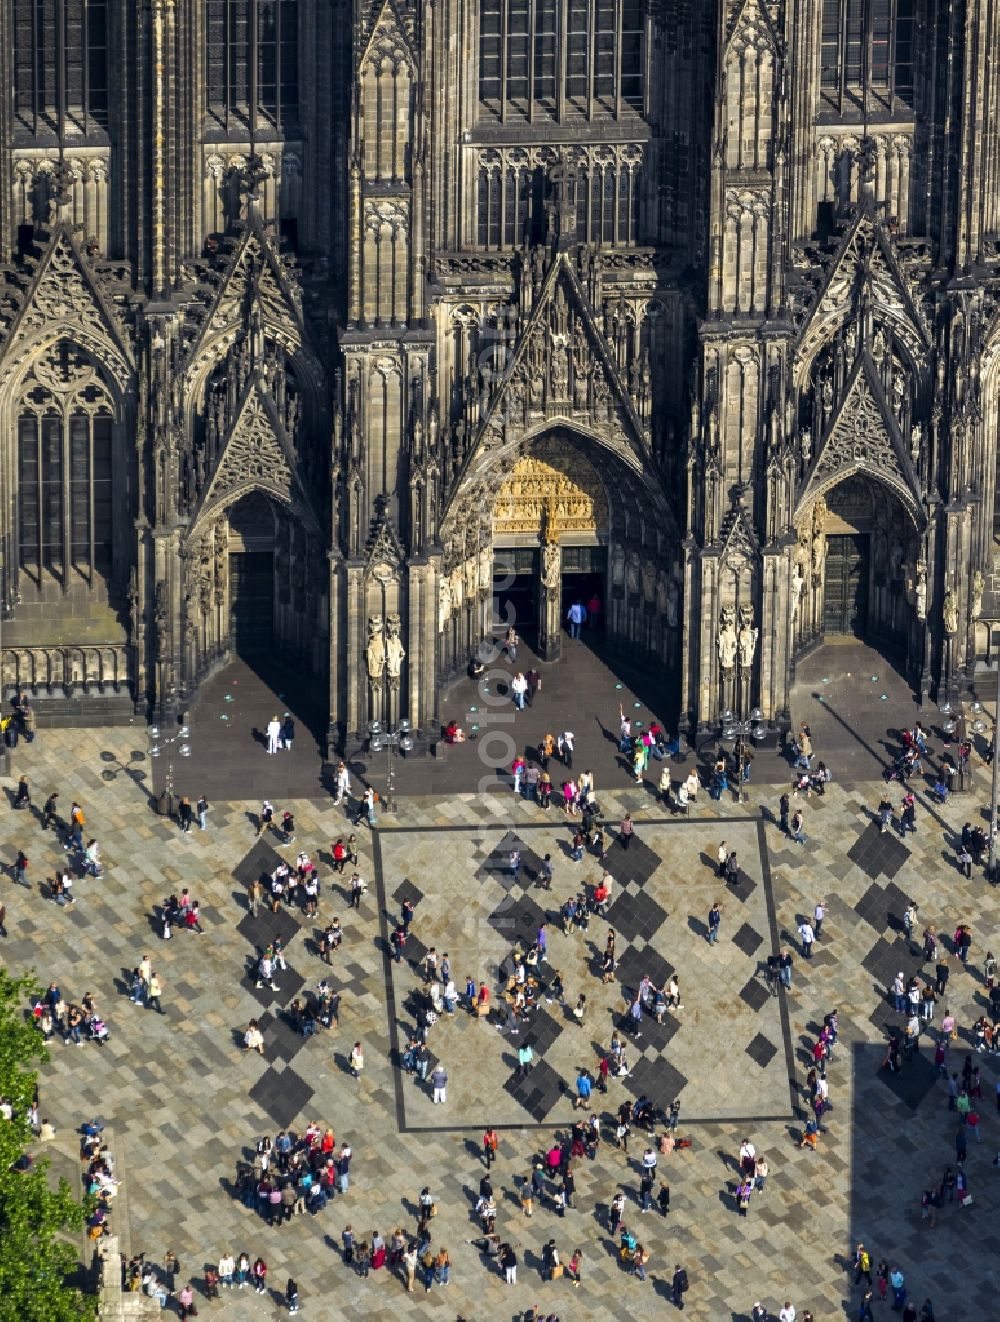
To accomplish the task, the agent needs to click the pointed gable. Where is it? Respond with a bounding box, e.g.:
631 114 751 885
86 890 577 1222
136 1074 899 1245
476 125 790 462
725 0 779 56
0 225 133 390
188 219 306 369
797 214 930 374
191 374 319 534
469 251 650 477
358 0 414 72
799 352 924 526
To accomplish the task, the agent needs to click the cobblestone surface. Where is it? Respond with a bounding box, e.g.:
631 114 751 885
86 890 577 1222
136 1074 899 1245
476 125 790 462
2 716 998 1320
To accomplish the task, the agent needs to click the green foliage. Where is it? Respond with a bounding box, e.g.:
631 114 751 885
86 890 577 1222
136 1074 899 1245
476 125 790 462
0 970 97 1321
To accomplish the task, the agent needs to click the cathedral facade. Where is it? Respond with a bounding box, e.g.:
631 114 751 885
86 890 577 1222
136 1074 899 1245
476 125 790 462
1 0 998 751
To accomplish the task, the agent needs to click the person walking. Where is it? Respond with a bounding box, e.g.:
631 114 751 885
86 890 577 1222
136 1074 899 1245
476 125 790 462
483 1127 498 1168
671 1263 689 1309
791 810 806 844
146 972 163 1014
813 899 826 938
266 715 281 755
178 797 193 832
717 841 728 877
196 795 209 831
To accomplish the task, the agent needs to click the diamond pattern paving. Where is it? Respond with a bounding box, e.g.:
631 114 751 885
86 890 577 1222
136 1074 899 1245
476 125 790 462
3 719 999 1320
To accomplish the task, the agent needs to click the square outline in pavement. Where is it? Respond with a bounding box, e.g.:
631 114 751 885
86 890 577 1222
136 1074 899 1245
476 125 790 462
373 816 798 1133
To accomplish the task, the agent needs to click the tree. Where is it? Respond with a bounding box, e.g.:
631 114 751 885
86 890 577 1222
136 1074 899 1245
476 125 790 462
0 971 97 1321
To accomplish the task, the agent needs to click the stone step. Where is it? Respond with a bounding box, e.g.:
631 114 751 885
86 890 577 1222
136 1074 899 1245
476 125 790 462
5 692 137 730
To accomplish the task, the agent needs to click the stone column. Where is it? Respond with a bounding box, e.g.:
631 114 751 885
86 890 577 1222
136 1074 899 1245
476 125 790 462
537 543 562 663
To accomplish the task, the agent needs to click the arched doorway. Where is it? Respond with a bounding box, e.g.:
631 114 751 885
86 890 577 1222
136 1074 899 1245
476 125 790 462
491 433 611 653
228 492 277 657
793 473 924 676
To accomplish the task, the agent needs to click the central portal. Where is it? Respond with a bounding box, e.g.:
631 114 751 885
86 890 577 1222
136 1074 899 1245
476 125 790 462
491 433 610 660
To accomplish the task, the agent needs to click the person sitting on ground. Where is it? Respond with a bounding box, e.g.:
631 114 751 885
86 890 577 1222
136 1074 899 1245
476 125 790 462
444 719 466 744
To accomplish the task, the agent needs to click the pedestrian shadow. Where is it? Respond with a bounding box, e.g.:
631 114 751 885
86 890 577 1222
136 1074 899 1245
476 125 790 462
687 916 708 939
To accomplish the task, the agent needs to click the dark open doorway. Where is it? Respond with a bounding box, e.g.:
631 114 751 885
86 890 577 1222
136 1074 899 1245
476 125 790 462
493 547 539 646
229 551 275 656
560 545 606 634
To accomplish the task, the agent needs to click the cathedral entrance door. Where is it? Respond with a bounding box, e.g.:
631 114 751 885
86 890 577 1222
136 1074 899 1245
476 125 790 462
492 547 539 645
560 546 607 634
823 534 869 636
229 551 274 655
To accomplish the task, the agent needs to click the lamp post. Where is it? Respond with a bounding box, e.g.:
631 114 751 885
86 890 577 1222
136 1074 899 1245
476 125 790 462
148 721 192 818
720 703 766 804
367 717 414 815
987 634 1000 879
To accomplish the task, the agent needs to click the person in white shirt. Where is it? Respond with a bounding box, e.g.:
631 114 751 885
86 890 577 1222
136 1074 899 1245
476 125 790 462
334 761 351 805
798 920 815 959
511 672 528 711
779 1303 796 1322
218 1253 235 1288
813 899 826 938
265 716 281 755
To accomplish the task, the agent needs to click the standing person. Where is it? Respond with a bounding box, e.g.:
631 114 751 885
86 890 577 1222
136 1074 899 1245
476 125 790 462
266 715 281 755
285 1278 299 1315
779 792 790 834
483 1127 498 1168
13 850 29 889
196 795 209 831
280 714 295 752
717 841 729 877
349 1041 364 1079
707 901 722 945
620 812 635 850
178 797 193 833
525 668 540 707
258 800 274 837
798 917 815 959
791 810 807 844
587 592 601 631
566 600 585 639
0 902 6 938
431 1063 448 1104
813 899 826 938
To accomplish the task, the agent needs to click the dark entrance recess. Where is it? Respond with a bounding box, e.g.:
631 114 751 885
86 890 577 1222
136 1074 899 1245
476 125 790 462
560 545 607 630
824 533 869 636
230 551 274 655
493 547 539 644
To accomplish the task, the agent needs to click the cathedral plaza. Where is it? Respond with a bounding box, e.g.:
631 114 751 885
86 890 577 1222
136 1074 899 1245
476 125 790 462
2 634 999 1319
2 0 1000 1317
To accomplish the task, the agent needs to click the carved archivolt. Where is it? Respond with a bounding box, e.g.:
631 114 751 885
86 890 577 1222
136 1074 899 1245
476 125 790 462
493 440 609 540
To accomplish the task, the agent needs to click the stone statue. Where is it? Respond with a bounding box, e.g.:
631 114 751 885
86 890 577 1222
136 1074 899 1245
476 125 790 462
738 605 758 670
915 562 927 621
889 538 904 583
655 568 670 617
717 606 737 671
666 579 679 629
385 615 405 685
366 616 386 684
642 560 657 604
790 562 805 619
438 577 452 632
611 544 625 588
800 428 812 465
910 422 923 466
626 550 641 596
943 588 959 636
541 542 561 590
478 545 492 592
972 569 985 621
810 499 827 584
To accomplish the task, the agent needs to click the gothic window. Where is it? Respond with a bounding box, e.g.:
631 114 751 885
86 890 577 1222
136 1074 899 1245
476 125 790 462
577 163 640 245
820 0 915 115
206 0 299 135
16 347 115 587
13 0 109 137
478 0 645 123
